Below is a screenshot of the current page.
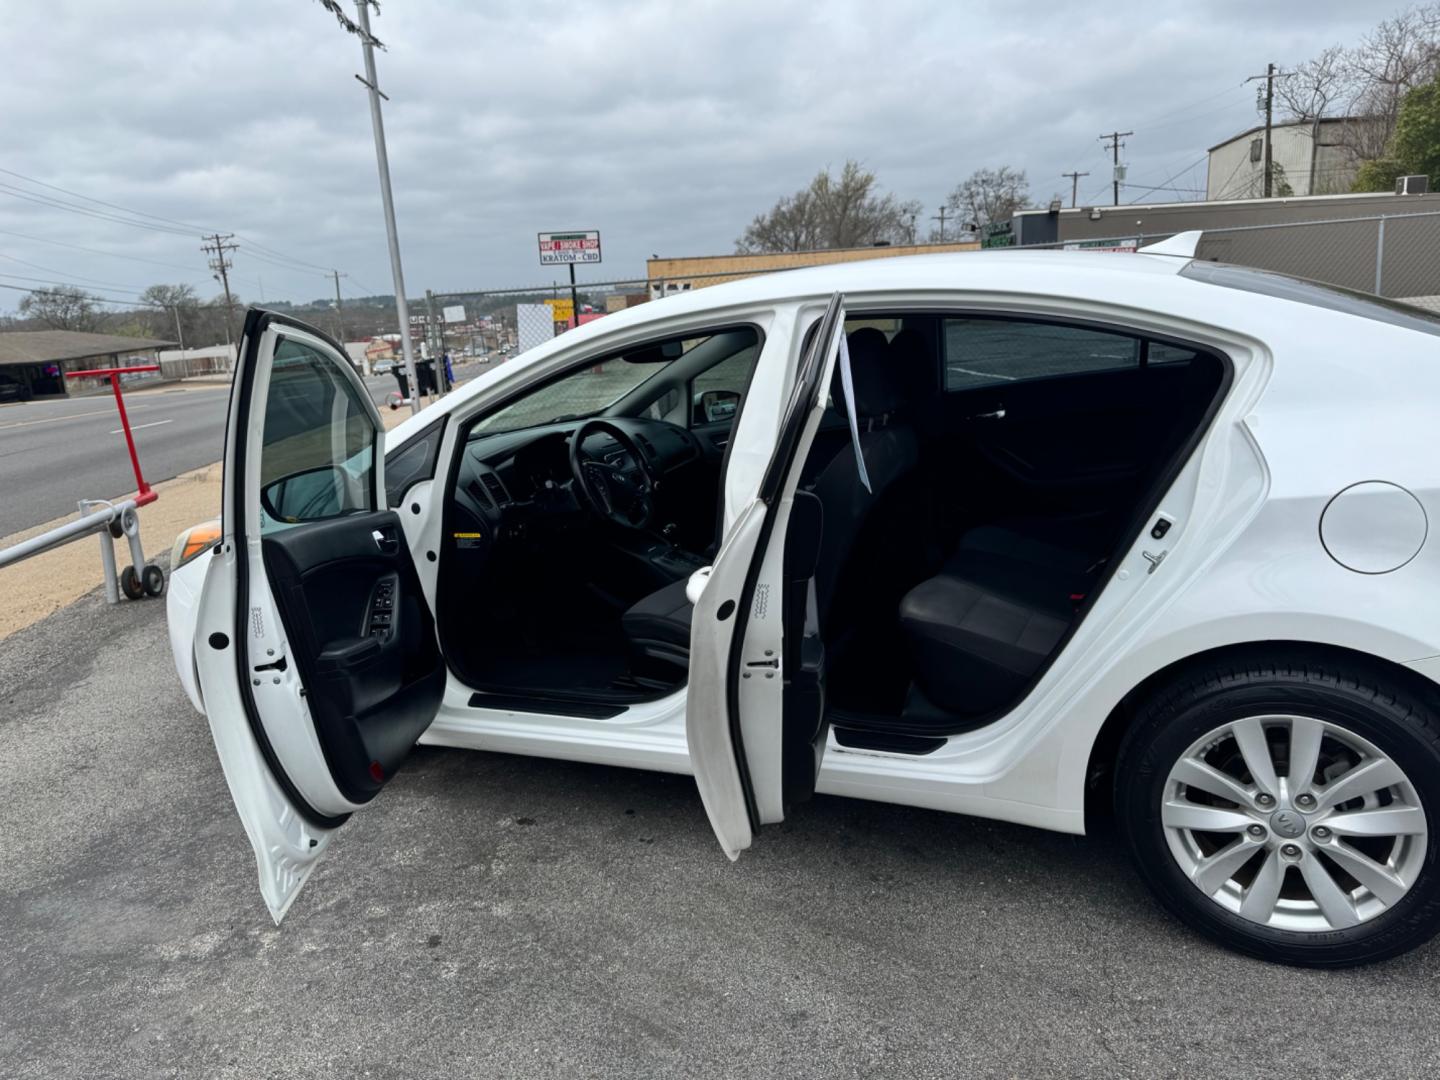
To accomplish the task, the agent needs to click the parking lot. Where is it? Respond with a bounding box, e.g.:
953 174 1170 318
2 584 1437 1079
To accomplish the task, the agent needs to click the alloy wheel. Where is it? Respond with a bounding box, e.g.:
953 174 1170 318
1161 714 1428 932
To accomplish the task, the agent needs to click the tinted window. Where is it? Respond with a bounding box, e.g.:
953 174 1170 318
259 337 376 531
1180 261 1440 338
944 318 1140 391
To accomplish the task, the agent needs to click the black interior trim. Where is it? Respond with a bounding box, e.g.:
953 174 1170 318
466 691 626 719
831 724 946 755
384 414 449 508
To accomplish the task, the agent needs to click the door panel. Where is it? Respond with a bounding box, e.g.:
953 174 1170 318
261 510 444 804
195 308 445 922
687 294 844 857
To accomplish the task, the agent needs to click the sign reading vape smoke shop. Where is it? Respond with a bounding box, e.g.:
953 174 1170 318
538 230 602 265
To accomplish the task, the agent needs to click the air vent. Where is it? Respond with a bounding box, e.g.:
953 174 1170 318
480 473 510 506
635 435 655 459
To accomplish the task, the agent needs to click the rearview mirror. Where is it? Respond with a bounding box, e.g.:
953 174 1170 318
693 389 740 425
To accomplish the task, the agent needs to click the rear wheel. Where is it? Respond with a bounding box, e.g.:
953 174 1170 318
1116 655 1440 967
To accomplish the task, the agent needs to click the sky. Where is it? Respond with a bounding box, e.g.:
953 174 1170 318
0 0 1393 311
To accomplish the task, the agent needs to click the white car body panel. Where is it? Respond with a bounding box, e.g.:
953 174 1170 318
165 250 1440 852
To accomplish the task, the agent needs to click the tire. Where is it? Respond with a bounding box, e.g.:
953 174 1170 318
1115 652 1440 967
119 565 145 601
141 563 165 597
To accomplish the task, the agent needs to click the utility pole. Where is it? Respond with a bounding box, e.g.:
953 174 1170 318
201 233 237 346
931 205 948 243
330 270 346 342
348 1 421 415
568 264 580 333
1246 63 1291 198
1062 170 1089 208
1099 132 1132 206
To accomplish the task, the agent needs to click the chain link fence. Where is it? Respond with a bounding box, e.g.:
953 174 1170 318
1020 210 1440 309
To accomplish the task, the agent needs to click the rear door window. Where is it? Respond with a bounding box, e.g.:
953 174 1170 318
943 318 1141 391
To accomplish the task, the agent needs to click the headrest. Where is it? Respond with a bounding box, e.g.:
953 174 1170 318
842 328 904 418
886 327 933 399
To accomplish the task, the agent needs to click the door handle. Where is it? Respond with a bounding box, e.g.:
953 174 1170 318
971 407 1007 420
371 528 399 554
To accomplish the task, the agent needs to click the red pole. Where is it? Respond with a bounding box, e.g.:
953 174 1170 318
66 364 161 507
109 374 156 506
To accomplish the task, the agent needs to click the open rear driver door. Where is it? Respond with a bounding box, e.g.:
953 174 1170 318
194 310 446 922
687 294 845 857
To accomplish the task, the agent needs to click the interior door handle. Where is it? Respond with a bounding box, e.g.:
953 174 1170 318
372 528 399 554
971 407 1007 420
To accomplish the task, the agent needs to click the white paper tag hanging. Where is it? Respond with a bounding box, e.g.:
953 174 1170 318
836 332 872 494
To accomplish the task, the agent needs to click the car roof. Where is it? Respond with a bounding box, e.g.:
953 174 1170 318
646 248 1188 312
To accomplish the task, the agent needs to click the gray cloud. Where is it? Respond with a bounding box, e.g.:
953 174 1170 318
0 0 1382 307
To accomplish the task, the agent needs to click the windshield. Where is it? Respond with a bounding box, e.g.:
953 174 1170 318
472 330 754 435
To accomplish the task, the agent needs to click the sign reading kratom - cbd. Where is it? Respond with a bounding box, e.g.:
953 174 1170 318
538 230 602 265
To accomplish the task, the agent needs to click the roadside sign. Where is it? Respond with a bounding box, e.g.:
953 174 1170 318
1063 238 1139 252
981 220 1014 249
545 298 574 323
538 230 602 265
442 304 466 323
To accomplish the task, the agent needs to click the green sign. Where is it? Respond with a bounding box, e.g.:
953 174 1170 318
981 220 1014 248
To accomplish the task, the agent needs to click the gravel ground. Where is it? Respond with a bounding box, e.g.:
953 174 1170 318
1 590 1438 1079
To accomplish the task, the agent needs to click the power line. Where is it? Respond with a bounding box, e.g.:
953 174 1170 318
0 280 171 309
1061 170 1089 208
0 163 355 278
0 227 207 276
0 252 147 291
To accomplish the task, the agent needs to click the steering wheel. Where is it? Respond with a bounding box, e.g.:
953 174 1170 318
569 419 657 530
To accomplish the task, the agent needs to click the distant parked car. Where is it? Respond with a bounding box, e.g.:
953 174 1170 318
167 237 1440 967
0 372 32 402
371 358 397 376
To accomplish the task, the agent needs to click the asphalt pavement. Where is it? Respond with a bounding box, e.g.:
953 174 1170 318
0 365 485 539
2 587 1438 1079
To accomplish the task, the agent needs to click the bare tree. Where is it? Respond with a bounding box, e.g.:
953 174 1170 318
139 283 201 344
17 286 102 332
1344 4 1440 158
737 161 918 253
939 166 1030 235
1277 45 1359 121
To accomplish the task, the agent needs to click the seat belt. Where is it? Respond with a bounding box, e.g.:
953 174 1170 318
836 333 872 494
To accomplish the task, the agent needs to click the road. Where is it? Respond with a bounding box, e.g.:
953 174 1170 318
0 362 489 539
1 587 1438 1078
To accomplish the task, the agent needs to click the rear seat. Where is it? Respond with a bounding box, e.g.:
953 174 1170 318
899 520 1106 717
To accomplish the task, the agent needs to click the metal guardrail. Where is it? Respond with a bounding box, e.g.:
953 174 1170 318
0 497 162 602
0 362 166 603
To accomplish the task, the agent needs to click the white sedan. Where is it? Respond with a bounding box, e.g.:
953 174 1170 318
167 235 1440 967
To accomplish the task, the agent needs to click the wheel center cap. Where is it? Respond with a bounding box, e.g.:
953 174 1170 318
1270 809 1306 839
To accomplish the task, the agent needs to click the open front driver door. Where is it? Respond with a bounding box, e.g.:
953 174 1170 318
194 310 446 922
688 293 845 858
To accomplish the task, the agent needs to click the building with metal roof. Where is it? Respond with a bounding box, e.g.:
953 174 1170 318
0 330 174 399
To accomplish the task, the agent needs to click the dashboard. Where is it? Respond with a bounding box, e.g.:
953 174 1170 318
450 416 710 550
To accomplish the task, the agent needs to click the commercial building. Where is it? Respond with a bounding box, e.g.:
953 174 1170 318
0 330 173 400
1205 117 1378 199
645 239 981 298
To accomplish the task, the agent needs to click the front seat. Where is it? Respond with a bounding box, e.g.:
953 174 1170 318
621 327 918 666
